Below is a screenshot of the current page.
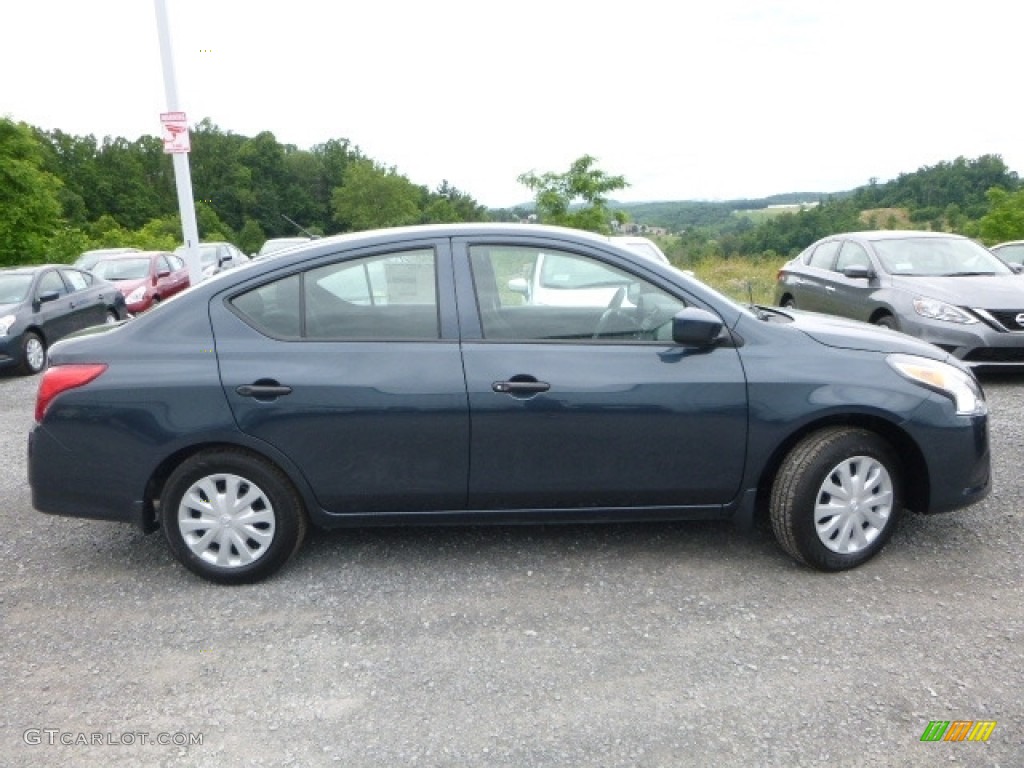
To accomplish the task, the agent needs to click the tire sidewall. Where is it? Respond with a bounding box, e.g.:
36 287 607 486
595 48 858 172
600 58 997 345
775 429 903 571
20 332 46 375
160 450 305 584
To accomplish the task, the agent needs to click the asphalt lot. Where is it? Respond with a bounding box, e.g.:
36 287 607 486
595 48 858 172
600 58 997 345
1 368 1021 767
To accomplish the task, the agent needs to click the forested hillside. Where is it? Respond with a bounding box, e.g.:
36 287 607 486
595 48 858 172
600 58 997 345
2 114 1022 268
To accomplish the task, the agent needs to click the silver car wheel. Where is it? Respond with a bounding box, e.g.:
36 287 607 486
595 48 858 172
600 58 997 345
814 455 893 554
25 335 45 373
177 473 277 568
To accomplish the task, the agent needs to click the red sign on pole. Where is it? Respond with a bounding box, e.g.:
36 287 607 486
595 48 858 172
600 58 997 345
160 111 190 154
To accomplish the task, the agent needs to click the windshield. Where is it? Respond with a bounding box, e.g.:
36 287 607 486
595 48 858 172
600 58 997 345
873 237 1012 276
0 274 33 303
175 245 219 267
92 257 151 281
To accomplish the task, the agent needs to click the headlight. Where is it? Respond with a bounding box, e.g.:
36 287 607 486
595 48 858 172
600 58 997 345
126 286 146 304
912 297 977 324
887 354 986 415
0 314 15 336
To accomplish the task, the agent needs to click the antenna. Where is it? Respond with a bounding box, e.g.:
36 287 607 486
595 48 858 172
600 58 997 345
281 214 319 239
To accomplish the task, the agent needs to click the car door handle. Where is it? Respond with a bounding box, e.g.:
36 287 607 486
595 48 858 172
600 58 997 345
492 379 550 394
236 383 293 399
825 285 836 292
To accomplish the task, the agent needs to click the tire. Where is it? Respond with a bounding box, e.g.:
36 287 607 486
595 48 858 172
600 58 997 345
18 331 46 375
105 310 119 324
770 427 902 571
781 297 796 309
874 314 898 331
160 449 307 584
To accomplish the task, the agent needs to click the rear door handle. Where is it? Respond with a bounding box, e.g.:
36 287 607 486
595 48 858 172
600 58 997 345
236 383 293 399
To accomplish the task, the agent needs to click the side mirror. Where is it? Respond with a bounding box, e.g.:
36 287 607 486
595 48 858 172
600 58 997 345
508 277 528 295
37 290 60 304
671 307 723 347
841 265 873 280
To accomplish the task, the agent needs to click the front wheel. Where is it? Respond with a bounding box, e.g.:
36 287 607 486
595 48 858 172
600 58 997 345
160 449 307 584
873 314 898 331
19 331 46 375
770 427 902 571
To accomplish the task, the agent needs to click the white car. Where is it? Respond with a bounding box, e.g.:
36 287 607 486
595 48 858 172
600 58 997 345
508 237 669 307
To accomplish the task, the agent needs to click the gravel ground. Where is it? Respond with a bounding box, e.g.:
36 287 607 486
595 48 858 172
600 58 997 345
0 369 1021 767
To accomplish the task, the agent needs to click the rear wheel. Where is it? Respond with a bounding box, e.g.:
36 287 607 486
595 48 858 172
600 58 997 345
781 296 796 309
160 449 307 584
105 310 119 324
770 427 902 571
18 332 46 375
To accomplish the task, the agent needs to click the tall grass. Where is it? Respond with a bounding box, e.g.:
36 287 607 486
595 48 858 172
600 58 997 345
689 257 782 306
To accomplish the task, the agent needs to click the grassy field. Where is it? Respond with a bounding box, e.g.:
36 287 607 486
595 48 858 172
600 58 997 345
690 257 782 306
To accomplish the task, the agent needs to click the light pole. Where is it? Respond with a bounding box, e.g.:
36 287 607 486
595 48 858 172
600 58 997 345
154 0 202 285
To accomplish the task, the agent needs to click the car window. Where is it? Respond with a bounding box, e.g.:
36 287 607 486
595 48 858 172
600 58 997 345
835 241 871 272
807 241 840 269
37 270 68 298
61 268 92 292
0 273 34 303
995 244 1024 265
93 257 151 280
168 254 185 272
232 274 302 338
873 237 1012 276
469 246 685 342
230 249 439 340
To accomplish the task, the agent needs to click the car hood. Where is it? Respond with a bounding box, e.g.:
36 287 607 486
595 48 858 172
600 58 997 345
0 302 22 315
783 308 950 361
109 277 147 294
892 274 1024 308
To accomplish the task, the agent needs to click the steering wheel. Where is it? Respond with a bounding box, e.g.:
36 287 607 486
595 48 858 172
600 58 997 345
593 286 640 339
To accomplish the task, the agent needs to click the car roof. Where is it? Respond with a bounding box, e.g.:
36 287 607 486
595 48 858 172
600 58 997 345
992 240 1024 248
92 250 169 260
821 230 968 242
269 223 619 251
0 264 75 275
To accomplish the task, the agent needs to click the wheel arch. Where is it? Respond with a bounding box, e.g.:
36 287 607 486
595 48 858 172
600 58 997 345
751 414 929 523
141 440 314 533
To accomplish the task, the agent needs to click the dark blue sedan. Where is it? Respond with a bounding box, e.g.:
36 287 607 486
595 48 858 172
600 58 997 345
28 224 991 583
0 264 128 375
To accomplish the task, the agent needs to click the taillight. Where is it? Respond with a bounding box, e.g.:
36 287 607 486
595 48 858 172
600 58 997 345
35 364 108 422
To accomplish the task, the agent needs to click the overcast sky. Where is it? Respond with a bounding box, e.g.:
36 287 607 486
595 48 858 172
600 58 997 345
3 0 1022 208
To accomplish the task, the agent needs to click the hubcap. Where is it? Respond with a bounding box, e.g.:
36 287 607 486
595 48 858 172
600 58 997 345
177 473 276 568
25 337 45 372
814 455 893 554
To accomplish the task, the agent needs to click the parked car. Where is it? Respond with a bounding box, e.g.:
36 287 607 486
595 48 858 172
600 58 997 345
90 251 190 314
30 224 990 584
73 247 141 272
775 230 1024 367
254 237 311 259
608 235 670 264
990 240 1024 267
0 264 127 375
508 237 670 307
174 242 249 280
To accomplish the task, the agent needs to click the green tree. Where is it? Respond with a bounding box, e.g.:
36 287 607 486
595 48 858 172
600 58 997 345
332 159 421 232
237 218 266 256
517 154 628 234
977 187 1024 244
0 119 64 265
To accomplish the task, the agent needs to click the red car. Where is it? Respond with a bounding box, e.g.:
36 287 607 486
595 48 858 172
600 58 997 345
90 251 190 313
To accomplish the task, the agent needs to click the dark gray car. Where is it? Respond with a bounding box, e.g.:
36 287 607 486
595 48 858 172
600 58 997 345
29 224 990 584
775 230 1024 366
0 265 128 375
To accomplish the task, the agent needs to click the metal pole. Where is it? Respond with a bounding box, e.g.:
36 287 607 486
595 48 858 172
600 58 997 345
154 0 202 285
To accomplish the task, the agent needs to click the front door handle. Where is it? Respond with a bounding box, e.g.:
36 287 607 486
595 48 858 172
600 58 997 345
492 379 550 395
